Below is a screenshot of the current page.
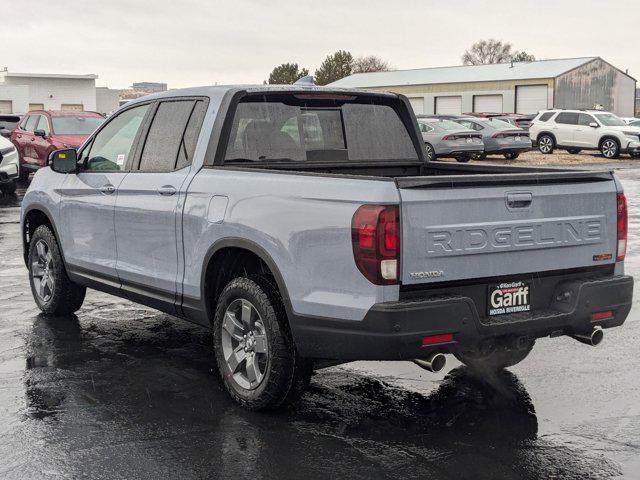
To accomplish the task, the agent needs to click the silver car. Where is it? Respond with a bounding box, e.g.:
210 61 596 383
452 117 532 160
417 118 484 163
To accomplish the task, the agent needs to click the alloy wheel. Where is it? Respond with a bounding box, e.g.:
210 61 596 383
426 144 435 161
31 240 54 303
539 137 553 153
602 140 618 158
221 298 269 390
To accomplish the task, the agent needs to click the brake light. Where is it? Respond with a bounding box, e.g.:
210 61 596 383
617 193 627 262
352 205 399 285
442 135 457 141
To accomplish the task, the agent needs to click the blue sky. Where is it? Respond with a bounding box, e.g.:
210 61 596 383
3 0 639 88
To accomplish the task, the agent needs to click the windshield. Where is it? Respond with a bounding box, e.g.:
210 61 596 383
428 120 468 131
595 113 626 127
486 119 515 129
51 116 104 135
224 95 418 163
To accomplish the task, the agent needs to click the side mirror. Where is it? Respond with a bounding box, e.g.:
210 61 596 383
34 129 47 138
589 122 599 128
48 149 78 174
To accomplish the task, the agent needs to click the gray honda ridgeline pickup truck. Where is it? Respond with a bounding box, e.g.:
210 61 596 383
21 85 633 410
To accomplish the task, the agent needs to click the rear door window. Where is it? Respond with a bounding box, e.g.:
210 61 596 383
138 100 195 172
224 94 418 163
176 100 208 169
578 113 596 126
555 112 578 125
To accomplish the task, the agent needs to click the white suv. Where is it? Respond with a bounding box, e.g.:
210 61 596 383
529 110 640 159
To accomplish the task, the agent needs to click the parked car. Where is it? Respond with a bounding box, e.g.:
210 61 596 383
493 114 535 131
417 118 483 162
529 110 640 159
451 117 532 159
0 134 19 194
620 117 639 125
22 85 633 411
629 119 640 128
11 110 104 181
463 112 503 118
0 115 21 138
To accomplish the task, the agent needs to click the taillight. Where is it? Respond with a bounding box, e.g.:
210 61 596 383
442 135 456 141
617 193 628 261
352 205 399 285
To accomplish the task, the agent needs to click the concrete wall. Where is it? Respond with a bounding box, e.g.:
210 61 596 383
2 76 97 112
555 58 636 116
363 78 554 114
0 85 29 114
96 87 121 115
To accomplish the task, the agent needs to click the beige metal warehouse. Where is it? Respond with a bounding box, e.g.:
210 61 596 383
330 57 637 117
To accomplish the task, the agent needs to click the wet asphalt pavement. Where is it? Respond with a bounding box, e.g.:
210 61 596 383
1 169 640 480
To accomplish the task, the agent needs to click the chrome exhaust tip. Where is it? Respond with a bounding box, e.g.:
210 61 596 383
571 327 604 347
413 352 447 373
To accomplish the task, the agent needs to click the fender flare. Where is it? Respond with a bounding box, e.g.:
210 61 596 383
536 131 556 145
199 237 294 320
598 135 621 149
21 203 67 268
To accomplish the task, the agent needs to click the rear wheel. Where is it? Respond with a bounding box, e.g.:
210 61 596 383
18 166 29 182
472 152 487 161
631 152 640 159
28 225 86 315
425 143 436 161
213 275 311 410
537 134 554 154
600 138 620 159
455 154 471 163
567 148 582 154
455 340 535 371
503 152 520 160
0 180 17 194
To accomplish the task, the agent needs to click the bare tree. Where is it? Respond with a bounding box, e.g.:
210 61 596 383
352 55 390 74
462 39 514 65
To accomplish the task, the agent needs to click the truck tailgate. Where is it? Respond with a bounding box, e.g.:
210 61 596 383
397 172 618 285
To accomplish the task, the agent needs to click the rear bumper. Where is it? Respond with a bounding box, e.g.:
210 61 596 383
291 274 633 360
0 150 19 183
436 143 484 157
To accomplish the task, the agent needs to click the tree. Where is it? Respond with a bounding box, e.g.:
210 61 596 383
462 39 514 65
511 51 536 63
267 63 309 85
352 55 390 74
314 50 354 86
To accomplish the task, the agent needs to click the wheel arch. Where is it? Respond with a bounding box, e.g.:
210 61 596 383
536 131 556 144
598 135 621 149
22 204 65 268
199 238 293 327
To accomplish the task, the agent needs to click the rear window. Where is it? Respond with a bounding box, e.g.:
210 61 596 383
538 112 555 122
224 94 418 163
429 119 468 131
51 116 104 135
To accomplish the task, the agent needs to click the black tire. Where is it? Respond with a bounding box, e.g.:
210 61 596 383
455 154 471 163
567 148 581 154
0 180 17 194
503 152 520 160
28 225 86 316
600 138 620 159
213 275 311 411
18 165 30 182
472 152 487 161
425 143 436 161
455 340 535 372
537 134 555 154
631 152 640 159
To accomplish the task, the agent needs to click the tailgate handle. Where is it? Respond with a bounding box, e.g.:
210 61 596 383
506 192 532 209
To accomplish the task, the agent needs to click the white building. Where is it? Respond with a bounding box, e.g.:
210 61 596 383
0 70 100 114
96 86 122 115
330 57 637 117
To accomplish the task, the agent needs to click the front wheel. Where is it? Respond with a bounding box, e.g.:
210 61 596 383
631 152 640 159
503 152 520 160
455 340 535 371
425 143 436 161
455 154 471 163
472 152 487 161
600 139 620 159
0 180 17 194
213 275 311 410
28 225 86 315
537 134 554 154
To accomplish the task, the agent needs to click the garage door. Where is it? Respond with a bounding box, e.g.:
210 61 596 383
0 101 12 114
28 104 44 111
408 97 424 115
516 85 548 114
473 95 503 113
61 104 84 112
435 96 462 115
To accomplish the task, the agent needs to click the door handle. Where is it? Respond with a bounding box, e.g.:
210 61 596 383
157 185 177 196
506 192 532 209
100 184 116 195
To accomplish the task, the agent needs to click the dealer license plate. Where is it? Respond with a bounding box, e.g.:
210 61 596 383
488 281 531 316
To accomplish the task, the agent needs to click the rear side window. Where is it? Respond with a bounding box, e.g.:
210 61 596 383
223 94 418 163
555 112 578 125
139 100 196 172
538 112 555 122
176 100 207 170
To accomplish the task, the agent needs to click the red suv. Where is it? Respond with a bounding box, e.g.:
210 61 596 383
12 110 104 181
